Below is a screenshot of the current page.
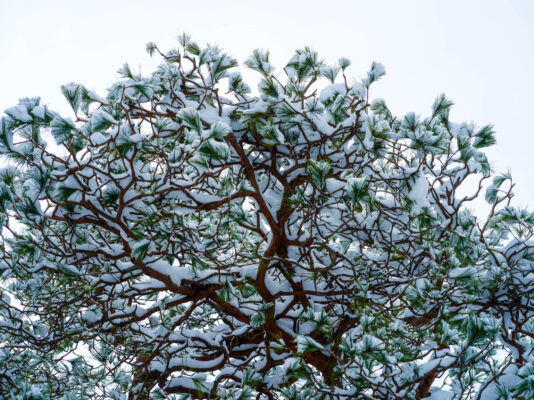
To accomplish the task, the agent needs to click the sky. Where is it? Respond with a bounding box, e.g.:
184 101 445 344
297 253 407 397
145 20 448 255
1 0 533 211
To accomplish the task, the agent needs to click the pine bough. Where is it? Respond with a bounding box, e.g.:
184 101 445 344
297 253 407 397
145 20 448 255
0 36 533 400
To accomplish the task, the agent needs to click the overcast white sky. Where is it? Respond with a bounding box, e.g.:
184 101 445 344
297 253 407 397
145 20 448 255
1 0 533 210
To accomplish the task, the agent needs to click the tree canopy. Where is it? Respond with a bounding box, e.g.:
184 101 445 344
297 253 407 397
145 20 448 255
0 36 533 400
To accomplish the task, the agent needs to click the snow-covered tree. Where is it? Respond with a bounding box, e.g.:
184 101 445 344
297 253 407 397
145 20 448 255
0 36 533 400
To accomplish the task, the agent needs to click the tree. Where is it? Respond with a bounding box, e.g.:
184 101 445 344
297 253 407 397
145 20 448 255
0 36 533 400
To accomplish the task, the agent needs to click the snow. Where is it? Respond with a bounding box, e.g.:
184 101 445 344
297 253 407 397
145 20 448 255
144 259 184 287
89 132 107 145
264 273 290 295
238 264 258 279
90 109 117 126
326 178 345 193
128 133 145 143
364 61 386 86
5 105 33 122
262 186 283 220
427 390 454 400
296 335 324 352
449 266 474 278
168 353 224 370
407 173 430 213
319 83 347 103
167 376 205 390
30 105 46 119
82 310 101 323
